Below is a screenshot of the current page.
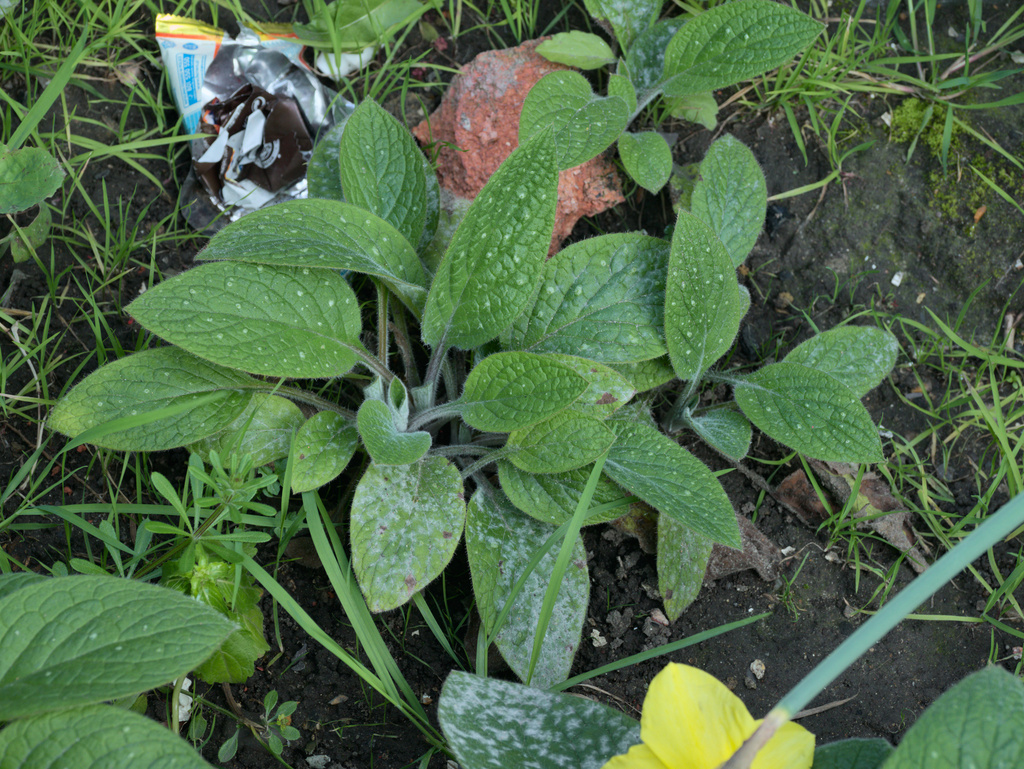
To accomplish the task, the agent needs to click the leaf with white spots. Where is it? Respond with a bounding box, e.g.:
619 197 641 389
685 408 752 461
658 516 713 621
465 488 589 687
306 122 345 202
664 209 746 381
194 199 427 313
607 73 638 115
421 133 559 350
498 461 627 526
506 233 669 364
128 262 365 380
506 412 615 474
783 325 898 397
543 354 636 419
439 672 640 769
338 98 433 251
623 18 684 101
0 705 218 769
461 351 588 433
0 575 235 720
608 356 676 392
350 458 466 612
290 411 360 493
604 418 741 548
48 347 255 451
357 398 431 466
690 134 766 267
192 394 305 467
661 1 823 96
733 362 884 463
582 0 664 51
519 71 630 170
618 131 673 193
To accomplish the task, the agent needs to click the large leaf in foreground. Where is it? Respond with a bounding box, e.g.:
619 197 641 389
0 575 234 720
129 262 364 379
194 199 427 312
466 488 588 688
783 325 898 397
604 418 741 548
661 0 822 96
461 351 587 433
439 672 640 769
733 362 883 463
422 133 558 350
506 233 669 363
48 347 254 451
0 705 217 769
351 458 466 612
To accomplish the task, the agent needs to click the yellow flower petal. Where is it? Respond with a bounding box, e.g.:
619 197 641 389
601 742 672 769
640 664 757 769
750 719 815 769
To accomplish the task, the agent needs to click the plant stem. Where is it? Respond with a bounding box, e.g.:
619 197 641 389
423 336 449 408
275 385 356 420
408 401 464 432
376 281 390 370
459 447 510 479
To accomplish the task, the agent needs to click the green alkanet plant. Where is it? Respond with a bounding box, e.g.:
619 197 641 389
50 68 894 687
534 0 824 192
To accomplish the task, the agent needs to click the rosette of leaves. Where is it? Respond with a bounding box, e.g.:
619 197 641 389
49 92 895 687
533 0 824 192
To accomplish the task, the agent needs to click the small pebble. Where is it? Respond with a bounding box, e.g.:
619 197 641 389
750 659 766 680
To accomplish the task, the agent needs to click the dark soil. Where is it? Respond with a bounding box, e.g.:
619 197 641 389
3 2 1023 768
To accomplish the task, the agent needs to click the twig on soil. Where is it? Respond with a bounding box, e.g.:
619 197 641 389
791 694 856 720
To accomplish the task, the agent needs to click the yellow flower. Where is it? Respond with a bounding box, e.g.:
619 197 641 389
601 664 814 769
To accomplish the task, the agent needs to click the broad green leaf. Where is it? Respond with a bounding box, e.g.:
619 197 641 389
604 418 741 548
357 398 431 466
582 0 664 51
290 411 360 493
0 705 217 769
666 90 718 130
608 356 676 392
881 667 1024 769
733 362 884 463
0 572 48 600
129 262 364 379
421 133 559 350
664 209 746 381
690 135 766 266
506 412 615 474
658 516 713 621
498 461 627 526
535 31 617 70
293 0 425 49
338 98 429 249
544 354 636 418
618 131 672 193
10 203 52 262
461 351 588 433
519 71 630 170
193 394 304 466
661 1 823 97
607 73 638 115
351 457 466 612
439 672 640 769
783 326 899 397
814 738 893 769
306 122 345 202
686 408 752 461
0 146 65 214
506 233 669 363
465 488 588 687
623 18 684 100
163 557 269 685
194 199 427 312
0 575 235 720
48 347 255 451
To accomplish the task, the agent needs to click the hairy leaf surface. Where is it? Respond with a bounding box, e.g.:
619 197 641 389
498 460 627 526
814 738 893 769
658 516 713 620
193 394 304 467
686 408 752 461
357 399 431 466
506 412 615 474
618 131 673 193
783 325 898 397
291 411 360 493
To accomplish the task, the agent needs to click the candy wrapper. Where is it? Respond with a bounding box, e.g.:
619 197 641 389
156 15 352 232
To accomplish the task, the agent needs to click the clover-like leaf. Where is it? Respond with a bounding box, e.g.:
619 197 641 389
48 347 255 451
733 362 884 463
129 262 364 379
783 325 899 397
350 457 466 612
461 351 587 433
290 411 360 493
520 71 630 170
